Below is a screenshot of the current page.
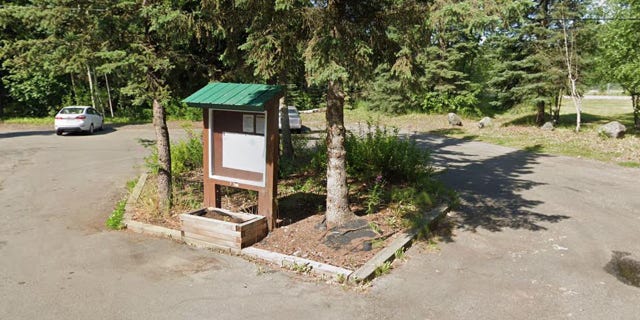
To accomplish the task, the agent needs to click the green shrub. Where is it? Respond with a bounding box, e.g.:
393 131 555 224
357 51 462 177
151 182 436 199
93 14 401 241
278 135 328 178
171 131 203 176
144 129 203 177
421 92 480 116
390 186 433 209
345 124 431 184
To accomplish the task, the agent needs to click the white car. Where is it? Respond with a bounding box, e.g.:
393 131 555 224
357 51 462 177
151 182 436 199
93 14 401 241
54 106 104 135
279 106 302 133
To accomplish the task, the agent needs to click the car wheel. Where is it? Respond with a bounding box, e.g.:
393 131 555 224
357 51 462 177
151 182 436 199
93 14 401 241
89 124 94 134
56 130 63 136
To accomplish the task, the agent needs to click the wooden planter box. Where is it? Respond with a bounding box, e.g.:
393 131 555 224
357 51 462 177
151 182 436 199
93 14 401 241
180 208 268 251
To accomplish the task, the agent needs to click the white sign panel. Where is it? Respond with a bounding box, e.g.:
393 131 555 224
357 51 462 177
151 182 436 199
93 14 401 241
255 115 265 135
242 114 254 133
221 132 265 174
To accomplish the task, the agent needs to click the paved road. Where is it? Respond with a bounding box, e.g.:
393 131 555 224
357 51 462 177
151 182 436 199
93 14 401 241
374 134 640 319
1 124 638 319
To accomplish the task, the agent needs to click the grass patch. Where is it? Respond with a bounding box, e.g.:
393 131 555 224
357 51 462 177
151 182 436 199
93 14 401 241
619 161 640 168
104 117 150 125
106 199 126 230
0 117 53 125
300 98 639 167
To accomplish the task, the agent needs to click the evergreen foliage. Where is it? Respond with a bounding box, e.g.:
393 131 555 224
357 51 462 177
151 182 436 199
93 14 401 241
0 0 631 123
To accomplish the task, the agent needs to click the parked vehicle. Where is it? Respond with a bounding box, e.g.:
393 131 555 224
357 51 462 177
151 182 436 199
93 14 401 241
54 106 104 135
279 106 302 133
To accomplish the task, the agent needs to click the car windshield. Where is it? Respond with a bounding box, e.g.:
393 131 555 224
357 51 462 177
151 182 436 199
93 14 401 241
288 109 299 116
59 108 85 115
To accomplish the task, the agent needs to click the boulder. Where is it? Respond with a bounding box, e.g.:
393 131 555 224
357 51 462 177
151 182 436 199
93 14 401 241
447 113 463 126
477 117 492 128
541 121 554 131
598 121 626 138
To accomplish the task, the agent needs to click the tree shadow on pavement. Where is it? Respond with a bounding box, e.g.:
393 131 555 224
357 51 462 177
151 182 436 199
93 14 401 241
0 129 54 138
412 133 570 240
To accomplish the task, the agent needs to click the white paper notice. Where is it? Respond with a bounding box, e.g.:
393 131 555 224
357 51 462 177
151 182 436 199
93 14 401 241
255 115 265 135
222 132 265 174
242 114 254 133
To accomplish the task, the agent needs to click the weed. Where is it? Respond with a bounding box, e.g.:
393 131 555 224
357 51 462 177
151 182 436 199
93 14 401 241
364 175 385 215
368 221 383 235
425 238 440 251
384 215 400 228
335 273 347 284
296 178 319 193
106 199 126 230
619 161 640 168
374 261 392 277
394 247 406 261
288 261 313 274
256 266 269 276
126 179 137 193
370 238 386 249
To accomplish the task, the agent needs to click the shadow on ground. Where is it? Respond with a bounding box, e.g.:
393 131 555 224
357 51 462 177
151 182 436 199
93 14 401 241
0 126 119 138
0 129 54 138
277 192 325 227
412 133 570 240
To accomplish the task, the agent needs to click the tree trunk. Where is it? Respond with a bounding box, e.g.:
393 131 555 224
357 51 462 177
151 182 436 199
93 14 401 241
559 13 581 132
153 99 172 215
553 89 563 123
279 96 294 159
535 100 546 126
70 73 77 105
325 80 354 227
92 69 105 115
571 85 582 132
104 74 114 118
86 65 96 109
632 93 639 129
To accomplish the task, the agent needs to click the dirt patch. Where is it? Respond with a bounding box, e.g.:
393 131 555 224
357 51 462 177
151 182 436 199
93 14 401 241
199 209 245 224
254 206 409 270
131 176 421 270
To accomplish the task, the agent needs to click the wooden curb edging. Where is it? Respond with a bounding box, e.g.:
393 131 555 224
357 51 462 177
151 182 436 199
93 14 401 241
123 172 181 240
122 172 450 284
348 204 450 283
241 247 353 278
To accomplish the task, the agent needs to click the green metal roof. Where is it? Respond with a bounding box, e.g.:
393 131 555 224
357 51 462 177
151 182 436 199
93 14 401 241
182 82 283 112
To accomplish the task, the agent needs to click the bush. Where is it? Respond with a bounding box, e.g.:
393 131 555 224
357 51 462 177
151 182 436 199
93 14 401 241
171 131 203 176
279 135 327 178
421 91 480 116
144 129 203 178
345 124 431 184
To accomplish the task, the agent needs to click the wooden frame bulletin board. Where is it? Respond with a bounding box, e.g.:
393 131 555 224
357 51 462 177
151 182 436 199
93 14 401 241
201 101 280 230
183 83 283 230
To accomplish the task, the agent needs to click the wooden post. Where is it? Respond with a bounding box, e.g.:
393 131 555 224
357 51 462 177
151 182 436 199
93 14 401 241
258 99 279 230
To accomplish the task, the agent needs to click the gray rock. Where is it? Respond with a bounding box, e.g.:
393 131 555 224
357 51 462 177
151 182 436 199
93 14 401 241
541 121 554 131
598 121 626 138
477 117 492 128
447 113 463 126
